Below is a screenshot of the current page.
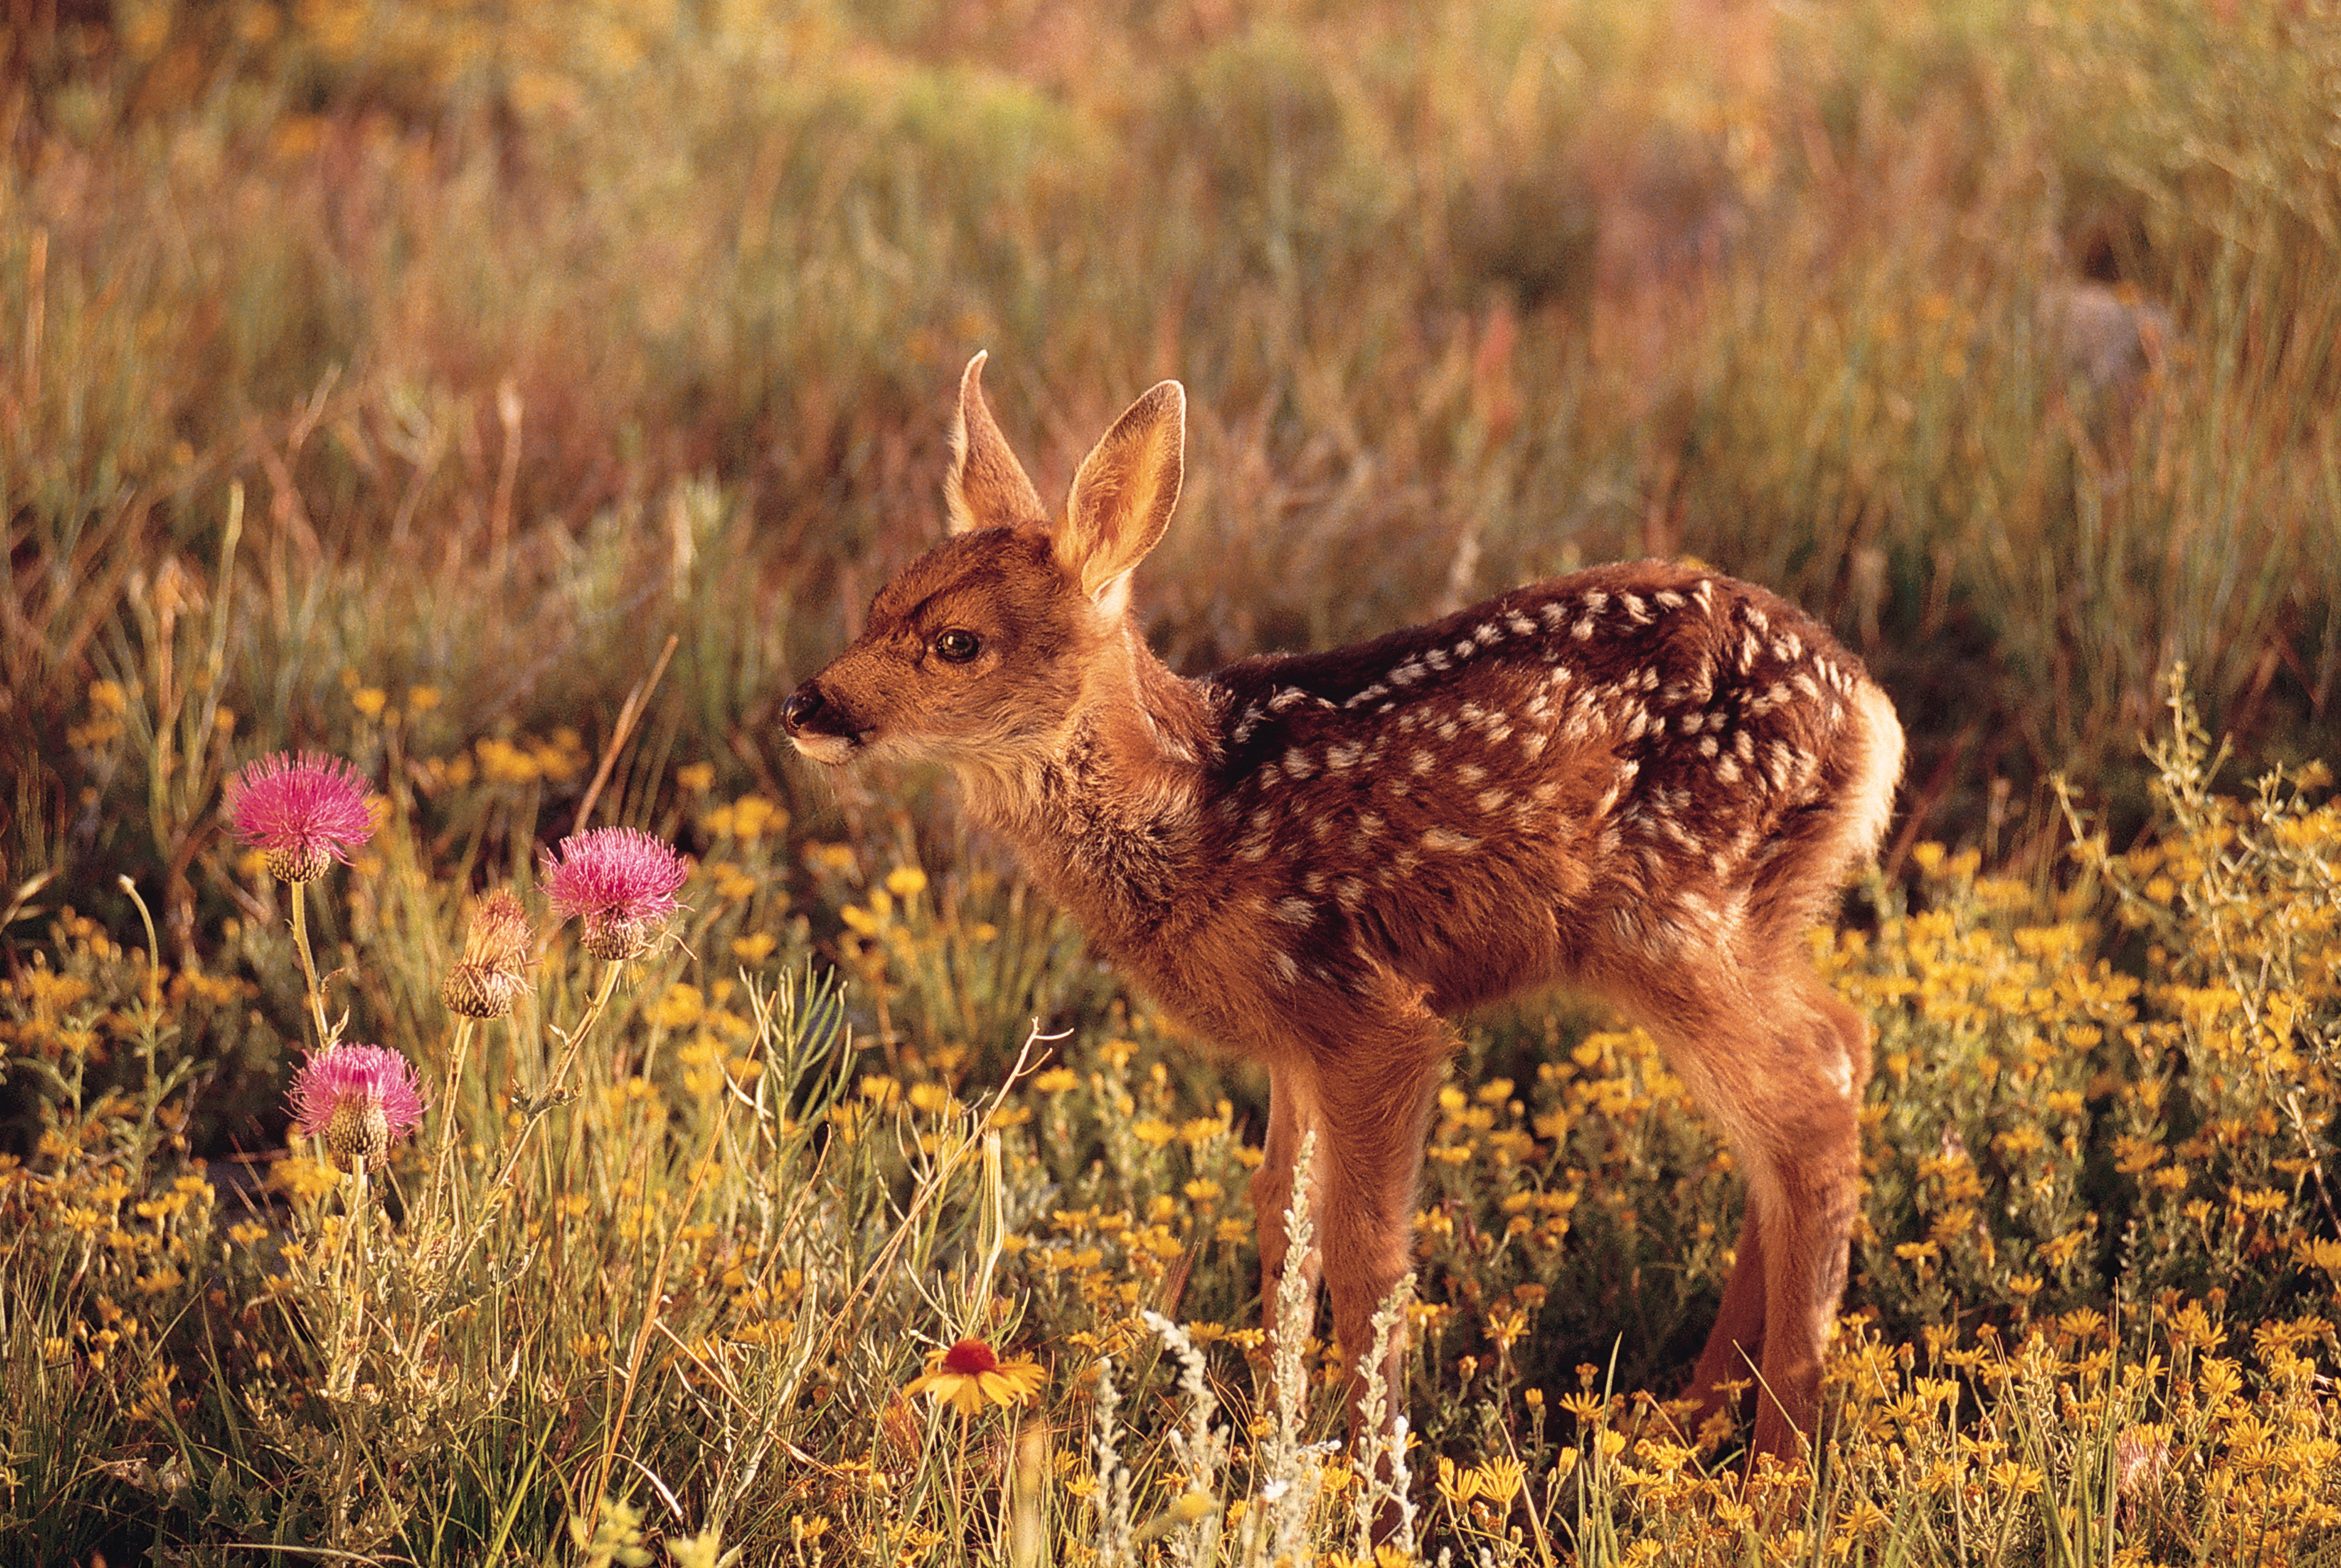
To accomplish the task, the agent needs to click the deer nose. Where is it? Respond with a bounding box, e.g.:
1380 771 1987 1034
780 684 828 734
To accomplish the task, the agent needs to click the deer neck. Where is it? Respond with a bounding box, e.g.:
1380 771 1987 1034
961 627 1218 938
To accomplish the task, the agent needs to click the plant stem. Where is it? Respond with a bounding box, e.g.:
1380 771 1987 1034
589 1138 720 1521
453 960 630 1272
428 1014 479 1226
288 881 332 1047
540 960 624 1109
325 1165 371 1400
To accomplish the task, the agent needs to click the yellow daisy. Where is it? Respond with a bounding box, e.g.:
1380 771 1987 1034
904 1338 1047 1415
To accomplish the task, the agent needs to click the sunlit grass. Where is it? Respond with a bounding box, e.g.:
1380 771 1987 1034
6 679 2339 1561
4 0 2340 1560
7 0 2340 896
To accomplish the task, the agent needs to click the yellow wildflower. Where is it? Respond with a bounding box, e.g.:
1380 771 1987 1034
904 1338 1046 1415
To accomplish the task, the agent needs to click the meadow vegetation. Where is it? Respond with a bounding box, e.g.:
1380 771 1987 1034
2 0 2338 1561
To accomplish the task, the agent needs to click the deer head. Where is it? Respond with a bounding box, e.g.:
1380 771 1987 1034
782 353 1185 790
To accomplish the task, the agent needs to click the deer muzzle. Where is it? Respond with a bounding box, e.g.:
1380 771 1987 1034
780 680 864 764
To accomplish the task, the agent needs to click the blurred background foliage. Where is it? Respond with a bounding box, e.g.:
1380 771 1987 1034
5 0 2338 954
1 0 2337 1117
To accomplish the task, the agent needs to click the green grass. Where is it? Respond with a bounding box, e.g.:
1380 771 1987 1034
3 0 2340 1560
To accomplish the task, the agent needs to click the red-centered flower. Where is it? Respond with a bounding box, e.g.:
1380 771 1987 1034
903 1336 1047 1415
287 1043 427 1174
226 752 375 884
540 826 689 961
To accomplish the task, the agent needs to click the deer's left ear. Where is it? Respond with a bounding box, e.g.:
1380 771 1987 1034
1058 379 1184 613
946 352 1048 534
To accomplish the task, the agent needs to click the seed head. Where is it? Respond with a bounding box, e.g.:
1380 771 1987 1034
226 752 375 884
287 1043 426 1173
541 827 690 962
442 888 533 1018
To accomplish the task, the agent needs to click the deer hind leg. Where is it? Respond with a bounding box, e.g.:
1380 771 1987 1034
1686 1202 1769 1440
1664 973 1870 1463
1746 984 1870 1460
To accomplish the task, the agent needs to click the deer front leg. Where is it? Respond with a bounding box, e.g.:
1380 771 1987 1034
1304 1020 1444 1546
1254 1060 1324 1352
1310 1020 1446 1442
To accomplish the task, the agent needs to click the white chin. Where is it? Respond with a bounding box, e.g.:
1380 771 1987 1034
788 733 861 766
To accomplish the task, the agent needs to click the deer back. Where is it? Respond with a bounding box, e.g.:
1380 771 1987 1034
1183 559 1899 1018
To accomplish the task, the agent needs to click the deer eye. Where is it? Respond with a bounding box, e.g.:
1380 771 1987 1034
934 628 981 664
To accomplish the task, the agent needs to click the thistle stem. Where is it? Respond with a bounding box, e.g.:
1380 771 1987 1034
478 960 626 1208
544 961 625 1104
288 883 332 1047
323 1163 370 1398
428 1014 479 1224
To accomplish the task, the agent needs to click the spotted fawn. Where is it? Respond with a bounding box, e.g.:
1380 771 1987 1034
783 353 1904 1468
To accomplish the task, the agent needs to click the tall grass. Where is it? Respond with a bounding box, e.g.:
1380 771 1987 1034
6 0 2340 908
4 682 2337 1561
4 0 2340 1560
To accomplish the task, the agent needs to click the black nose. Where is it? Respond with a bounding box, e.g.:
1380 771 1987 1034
780 684 827 734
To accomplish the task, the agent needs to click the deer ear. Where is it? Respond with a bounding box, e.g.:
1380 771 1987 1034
1058 379 1184 611
946 351 1047 534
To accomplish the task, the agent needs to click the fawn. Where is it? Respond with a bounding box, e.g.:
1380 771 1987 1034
783 354 1904 1466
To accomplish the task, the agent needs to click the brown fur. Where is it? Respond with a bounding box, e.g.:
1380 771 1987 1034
784 355 1905 1480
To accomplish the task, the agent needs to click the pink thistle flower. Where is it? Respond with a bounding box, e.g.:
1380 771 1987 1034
287 1043 427 1174
540 826 689 961
226 752 375 884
